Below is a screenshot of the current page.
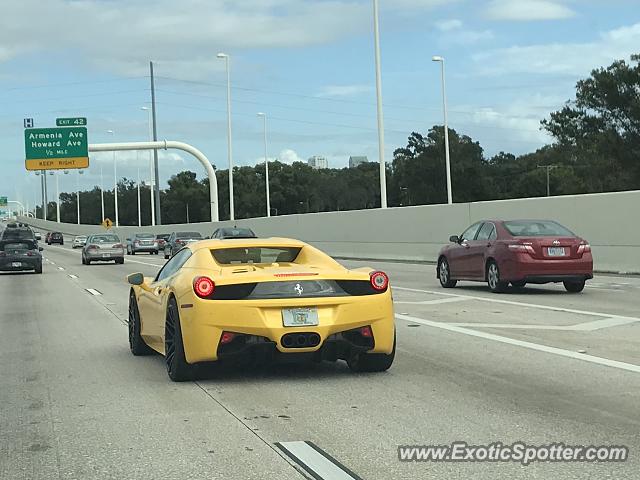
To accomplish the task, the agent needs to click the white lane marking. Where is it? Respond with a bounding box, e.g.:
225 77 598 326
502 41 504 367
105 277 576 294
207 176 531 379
49 261 56 265
393 286 639 321
125 258 163 268
85 288 102 296
571 316 639 331
57 266 65 271
395 297 472 305
68 274 78 279
276 441 361 480
396 313 640 374
449 316 639 331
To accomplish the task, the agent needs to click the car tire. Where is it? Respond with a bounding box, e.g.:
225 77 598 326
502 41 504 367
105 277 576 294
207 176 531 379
165 297 195 382
347 331 395 373
34 262 43 274
116 258 125 265
564 280 585 293
487 260 508 293
164 250 170 260
129 292 155 356
511 280 527 288
131 250 136 255
438 257 457 288
126 247 130 255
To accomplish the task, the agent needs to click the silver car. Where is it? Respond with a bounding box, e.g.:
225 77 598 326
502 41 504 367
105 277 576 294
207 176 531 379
82 233 125 265
126 233 158 255
72 235 87 249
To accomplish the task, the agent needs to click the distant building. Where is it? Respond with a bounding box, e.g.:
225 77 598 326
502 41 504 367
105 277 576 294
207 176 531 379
307 155 328 170
349 156 369 168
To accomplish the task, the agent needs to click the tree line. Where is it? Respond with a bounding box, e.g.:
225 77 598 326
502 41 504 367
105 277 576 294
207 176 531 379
36 54 640 225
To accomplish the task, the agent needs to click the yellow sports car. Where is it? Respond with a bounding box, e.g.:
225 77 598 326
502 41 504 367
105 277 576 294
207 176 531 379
127 237 396 381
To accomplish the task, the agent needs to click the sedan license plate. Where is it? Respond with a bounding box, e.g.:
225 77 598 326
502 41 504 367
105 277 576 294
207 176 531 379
102 253 110 258
11 262 21 268
282 308 319 327
547 247 566 257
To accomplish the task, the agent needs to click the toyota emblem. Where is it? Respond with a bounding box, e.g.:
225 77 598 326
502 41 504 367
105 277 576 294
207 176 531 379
552 240 561 245
294 283 304 296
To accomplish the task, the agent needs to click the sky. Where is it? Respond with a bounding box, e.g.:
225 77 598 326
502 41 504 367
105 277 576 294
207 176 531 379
1 0 639 207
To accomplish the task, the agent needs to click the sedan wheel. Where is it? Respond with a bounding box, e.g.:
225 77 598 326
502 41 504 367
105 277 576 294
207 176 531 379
487 261 508 293
438 258 457 288
564 280 586 293
165 298 194 382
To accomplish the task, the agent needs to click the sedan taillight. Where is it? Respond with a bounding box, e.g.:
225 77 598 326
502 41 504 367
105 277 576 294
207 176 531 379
114 244 125 249
87 244 99 250
577 242 591 255
508 243 535 254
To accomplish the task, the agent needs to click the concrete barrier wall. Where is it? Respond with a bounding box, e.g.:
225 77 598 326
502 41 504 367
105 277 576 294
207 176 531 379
19 189 640 274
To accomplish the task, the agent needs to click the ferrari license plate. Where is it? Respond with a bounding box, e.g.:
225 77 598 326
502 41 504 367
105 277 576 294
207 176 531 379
282 307 319 327
547 247 566 256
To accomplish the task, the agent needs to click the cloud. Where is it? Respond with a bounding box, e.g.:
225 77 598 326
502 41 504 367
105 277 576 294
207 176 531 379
0 0 368 79
278 149 305 164
485 0 575 21
388 0 460 10
316 84 372 97
435 19 463 31
473 22 640 76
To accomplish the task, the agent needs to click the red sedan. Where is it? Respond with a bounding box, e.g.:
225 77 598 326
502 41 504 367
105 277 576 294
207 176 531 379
437 220 593 293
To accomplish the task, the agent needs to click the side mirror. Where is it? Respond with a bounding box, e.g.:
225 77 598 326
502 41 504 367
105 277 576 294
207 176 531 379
126 238 131 242
449 235 460 243
127 272 144 285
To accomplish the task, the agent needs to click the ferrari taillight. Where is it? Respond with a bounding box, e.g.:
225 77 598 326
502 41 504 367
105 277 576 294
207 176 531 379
193 276 215 298
370 271 389 291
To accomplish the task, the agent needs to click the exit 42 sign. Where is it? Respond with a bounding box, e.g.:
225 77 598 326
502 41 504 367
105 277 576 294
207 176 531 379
24 127 89 171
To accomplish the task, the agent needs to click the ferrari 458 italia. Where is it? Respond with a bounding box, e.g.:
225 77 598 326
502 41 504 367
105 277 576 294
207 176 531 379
127 237 396 381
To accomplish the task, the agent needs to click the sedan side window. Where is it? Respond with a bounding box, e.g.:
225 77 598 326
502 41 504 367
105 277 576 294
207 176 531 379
460 222 482 241
476 222 496 241
155 248 192 282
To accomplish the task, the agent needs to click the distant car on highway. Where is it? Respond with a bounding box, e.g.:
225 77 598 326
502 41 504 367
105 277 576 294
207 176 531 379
82 233 125 265
437 219 593 293
155 233 170 250
210 227 257 239
34 231 42 241
0 228 43 274
47 232 64 245
126 233 159 255
72 235 87 249
163 231 203 259
127 237 395 381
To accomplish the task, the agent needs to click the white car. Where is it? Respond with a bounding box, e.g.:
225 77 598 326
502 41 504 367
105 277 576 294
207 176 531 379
72 235 88 249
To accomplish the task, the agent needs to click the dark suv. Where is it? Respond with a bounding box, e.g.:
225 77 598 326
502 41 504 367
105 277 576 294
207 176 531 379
47 232 64 245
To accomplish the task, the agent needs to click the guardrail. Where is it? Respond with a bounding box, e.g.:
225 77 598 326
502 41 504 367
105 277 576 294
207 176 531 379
18 189 640 274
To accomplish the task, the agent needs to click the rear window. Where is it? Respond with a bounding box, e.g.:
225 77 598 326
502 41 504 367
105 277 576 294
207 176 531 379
1 229 35 240
503 220 575 237
211 247 301 265
156 234 170 240
90 235 120 243
220 228 255 238
1 241 36 251
177 232 202 239
136 233 155 239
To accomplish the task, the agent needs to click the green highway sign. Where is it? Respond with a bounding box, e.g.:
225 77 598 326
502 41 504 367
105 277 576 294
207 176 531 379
56 117 87 127
0 197 7 208
24 127 89 171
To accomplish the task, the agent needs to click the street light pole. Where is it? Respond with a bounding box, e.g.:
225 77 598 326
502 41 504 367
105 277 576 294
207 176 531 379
100 164 105 221
76 170 81 225
55 171 60 222
108 129 119 226
372 0 387 209
432 55 453 205
141 106 156 225
537 165 559 197
217 52 235 220
257 112 270 217
137 162 141 227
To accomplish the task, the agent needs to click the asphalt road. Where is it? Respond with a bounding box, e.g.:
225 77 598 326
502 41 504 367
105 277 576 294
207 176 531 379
1 237 639 479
